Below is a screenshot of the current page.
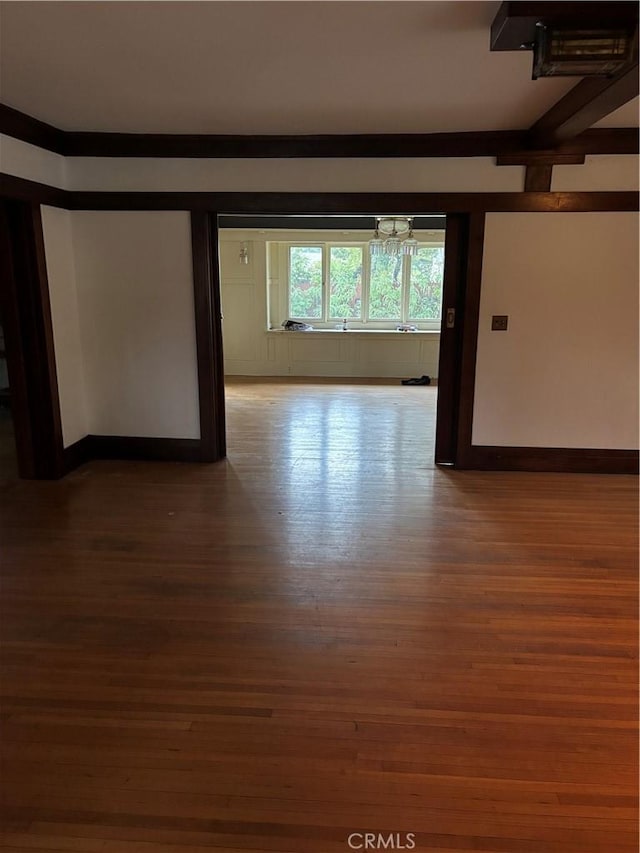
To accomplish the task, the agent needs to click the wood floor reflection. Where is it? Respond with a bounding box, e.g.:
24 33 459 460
1 378 637 853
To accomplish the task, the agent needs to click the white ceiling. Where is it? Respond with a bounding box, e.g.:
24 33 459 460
0 1 637 135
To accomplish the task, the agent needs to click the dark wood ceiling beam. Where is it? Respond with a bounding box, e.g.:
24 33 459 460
529 62 639 148
61 130 528 158
1 104 637 158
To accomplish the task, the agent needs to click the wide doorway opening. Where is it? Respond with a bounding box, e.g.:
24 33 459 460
216 214 454 469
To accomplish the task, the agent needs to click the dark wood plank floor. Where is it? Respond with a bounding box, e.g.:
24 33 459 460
1 379 637 853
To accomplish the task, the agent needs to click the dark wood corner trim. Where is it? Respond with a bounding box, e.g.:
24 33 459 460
1 104 638 158
461 445 639 475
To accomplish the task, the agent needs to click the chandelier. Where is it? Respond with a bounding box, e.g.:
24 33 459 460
369 216 419 257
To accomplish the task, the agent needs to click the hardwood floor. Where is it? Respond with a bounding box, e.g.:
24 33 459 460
1 378 637 853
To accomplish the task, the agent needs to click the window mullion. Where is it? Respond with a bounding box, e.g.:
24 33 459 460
402 255 411 323
362 245 371 324
323 246 330 322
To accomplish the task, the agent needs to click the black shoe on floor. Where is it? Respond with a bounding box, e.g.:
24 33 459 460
401 375 431 386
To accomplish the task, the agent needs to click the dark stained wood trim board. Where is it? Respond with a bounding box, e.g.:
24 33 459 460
454 213 486 469
65 190 640 213
463 445 639 474
191 212 226 462
87 435 203 463
219 215 447 230
434 214 468 465
63 435 205 472
0 199 65 478
525 164 553 192
496 153 586 166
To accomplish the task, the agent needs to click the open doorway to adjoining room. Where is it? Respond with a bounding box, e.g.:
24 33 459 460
213 214 467 471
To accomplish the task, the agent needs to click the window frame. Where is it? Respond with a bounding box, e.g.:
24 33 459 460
283 237 445 330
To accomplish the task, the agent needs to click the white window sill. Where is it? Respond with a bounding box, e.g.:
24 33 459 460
267 328 440 335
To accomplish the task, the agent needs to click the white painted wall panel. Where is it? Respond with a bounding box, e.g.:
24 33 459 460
41 206 88 446
67 157 524 192
71 211 200 438
552 155 639 191
473 213 639 449
0 135 66 188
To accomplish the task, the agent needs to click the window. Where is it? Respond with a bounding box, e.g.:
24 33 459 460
284 239 444 330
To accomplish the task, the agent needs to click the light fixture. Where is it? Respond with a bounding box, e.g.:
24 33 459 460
369 217 419 257
239 242 249 265
532 25 635 78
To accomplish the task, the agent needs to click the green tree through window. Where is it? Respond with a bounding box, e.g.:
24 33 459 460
409 247 444 320
369 255 403 319
285 239 444 326
329 247 363 319
289 246 322 319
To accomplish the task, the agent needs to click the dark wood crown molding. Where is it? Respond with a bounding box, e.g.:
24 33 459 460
1 104 637 159
0 104 66 154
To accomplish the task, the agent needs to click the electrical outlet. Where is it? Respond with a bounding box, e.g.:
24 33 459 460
491 315 508 331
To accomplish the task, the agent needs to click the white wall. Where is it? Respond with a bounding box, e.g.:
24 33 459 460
41 206 88 446
219 230 441 378
0 134 67 189
71 211 200 438
473 212 639 449
552 155 639 191
66 156 524 192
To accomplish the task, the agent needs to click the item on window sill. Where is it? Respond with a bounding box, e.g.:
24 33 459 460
396 324 417 332
401 375 431 386
282 320 314 331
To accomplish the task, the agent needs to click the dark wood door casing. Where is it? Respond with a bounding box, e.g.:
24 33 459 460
191 211 226 462
0 200 64 478
435 214 469 465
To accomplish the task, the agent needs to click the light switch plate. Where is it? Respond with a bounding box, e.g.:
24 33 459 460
491 315 508 331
